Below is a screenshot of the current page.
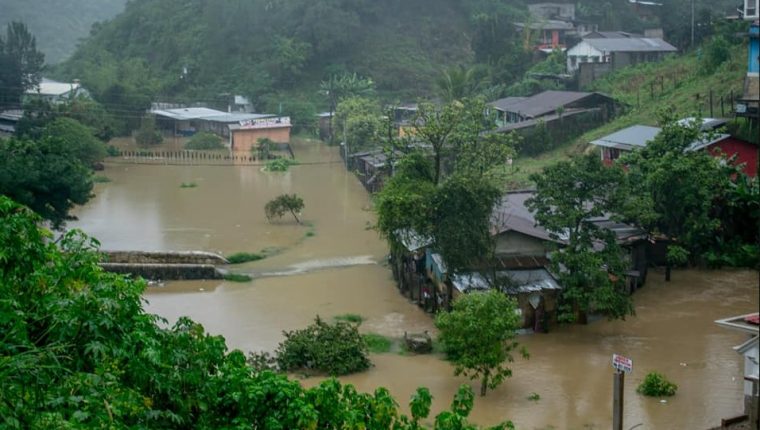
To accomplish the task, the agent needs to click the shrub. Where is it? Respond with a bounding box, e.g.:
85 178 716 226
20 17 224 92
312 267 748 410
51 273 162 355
527 392 540 401
363 333 392 353
186 132 223 150
276 316 370 375
334 313 364 324
265 158 299 172
637 371 677 397
106 145 120 156
223 273 252 282
227 252 264 264
134 116 163 146
180 182 197 188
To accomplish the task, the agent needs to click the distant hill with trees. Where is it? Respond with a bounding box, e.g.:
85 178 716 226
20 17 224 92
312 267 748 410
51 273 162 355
0 0 127 64
46 0 742 130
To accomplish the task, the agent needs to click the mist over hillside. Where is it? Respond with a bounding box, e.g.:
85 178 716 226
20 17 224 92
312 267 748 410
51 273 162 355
0 0 127 64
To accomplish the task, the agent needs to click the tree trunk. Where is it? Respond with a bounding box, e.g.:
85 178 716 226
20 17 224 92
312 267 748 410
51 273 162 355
480 372 489 397
434 152 441 185
290 210 301 224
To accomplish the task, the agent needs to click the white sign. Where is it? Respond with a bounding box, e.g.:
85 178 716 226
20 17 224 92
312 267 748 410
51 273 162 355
612 354 633 373
239 116 291 130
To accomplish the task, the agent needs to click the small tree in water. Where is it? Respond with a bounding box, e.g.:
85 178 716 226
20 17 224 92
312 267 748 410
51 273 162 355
436 290 528 396
265 194 304 224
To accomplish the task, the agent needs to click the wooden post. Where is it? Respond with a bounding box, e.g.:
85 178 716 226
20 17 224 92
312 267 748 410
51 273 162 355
613 370 625 430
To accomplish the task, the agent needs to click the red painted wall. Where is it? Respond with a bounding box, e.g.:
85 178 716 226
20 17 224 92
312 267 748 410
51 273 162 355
708 137 759 177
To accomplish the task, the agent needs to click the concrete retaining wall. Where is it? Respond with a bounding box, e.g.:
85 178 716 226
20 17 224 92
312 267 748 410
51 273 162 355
99 250 229 280
101 250 229 265
100 263 223 281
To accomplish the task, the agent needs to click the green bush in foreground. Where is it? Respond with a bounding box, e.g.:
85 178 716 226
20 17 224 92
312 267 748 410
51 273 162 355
637 371 678 397
276 316 370 375
0 196 515 429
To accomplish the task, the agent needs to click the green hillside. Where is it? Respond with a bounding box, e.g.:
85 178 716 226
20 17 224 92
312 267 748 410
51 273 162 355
509 39 749 187
0 0 127 64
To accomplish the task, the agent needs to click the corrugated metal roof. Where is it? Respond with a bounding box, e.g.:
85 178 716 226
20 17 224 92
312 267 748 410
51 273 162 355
590 125 661 150
499 91 605 118
489 97 527 112
27 78 82 96
153 107 274 123
490 191 560 243
590 122 731 152
451 268 562 294
582 37 678 53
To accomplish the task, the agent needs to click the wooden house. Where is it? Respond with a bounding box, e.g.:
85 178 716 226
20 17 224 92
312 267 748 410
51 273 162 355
591 119 759 177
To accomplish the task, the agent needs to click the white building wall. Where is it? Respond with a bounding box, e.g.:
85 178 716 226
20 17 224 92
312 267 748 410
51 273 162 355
743 341 759 396
566 41 606 73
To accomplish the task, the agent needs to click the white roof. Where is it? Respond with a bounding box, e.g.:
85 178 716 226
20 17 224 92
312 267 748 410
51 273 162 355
152 107 273 123
28 78 81 96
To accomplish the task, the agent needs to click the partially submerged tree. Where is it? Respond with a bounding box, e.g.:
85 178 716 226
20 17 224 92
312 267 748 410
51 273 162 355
436 290 528 396
527 154 633 322
265 194 305 224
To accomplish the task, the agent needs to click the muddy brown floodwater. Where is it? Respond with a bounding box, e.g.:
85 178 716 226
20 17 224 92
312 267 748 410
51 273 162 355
70 139 759 430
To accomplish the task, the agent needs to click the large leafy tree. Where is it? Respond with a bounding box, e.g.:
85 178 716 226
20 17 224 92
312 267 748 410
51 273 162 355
334 96 382 153
620 113 734 280
436 290 528 397
1 195 515 429
0 22 44 109
0 135 93 229
527 154 633 322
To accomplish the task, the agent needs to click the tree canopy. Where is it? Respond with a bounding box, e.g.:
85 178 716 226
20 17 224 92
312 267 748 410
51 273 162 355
0 22 44 109
0 195 516 429
0 118 105 227
527 154 633 322
436 290 527 397
265 194 305 224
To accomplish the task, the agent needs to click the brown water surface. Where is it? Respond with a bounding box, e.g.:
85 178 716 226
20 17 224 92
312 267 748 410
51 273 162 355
70 140 759 430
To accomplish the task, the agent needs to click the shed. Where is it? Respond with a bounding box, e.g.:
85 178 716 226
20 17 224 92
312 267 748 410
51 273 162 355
492 90 615 124
567 37 677 73
228 117 292 153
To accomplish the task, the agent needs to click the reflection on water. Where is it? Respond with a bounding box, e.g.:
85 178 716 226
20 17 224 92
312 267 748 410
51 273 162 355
71 140 759 429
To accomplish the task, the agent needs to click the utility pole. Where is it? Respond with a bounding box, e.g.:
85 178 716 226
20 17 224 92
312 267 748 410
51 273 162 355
613 370 625 430
691 0 695 49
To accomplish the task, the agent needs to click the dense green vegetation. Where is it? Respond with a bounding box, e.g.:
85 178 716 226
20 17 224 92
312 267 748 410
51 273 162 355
0 196 516 429
0 22 44 109
637 372 678 397
437 291 527 397
226 252 265 264
49 0 717 111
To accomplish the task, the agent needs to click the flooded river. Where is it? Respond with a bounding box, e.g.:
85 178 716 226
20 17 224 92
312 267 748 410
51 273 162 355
70 139 759 429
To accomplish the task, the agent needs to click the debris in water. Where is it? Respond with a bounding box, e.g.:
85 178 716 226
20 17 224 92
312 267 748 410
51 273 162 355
660 399 667 404
199 288 205 291
680 362 687 366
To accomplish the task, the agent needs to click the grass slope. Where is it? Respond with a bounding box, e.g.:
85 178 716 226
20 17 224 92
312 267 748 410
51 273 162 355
509 43 747 188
